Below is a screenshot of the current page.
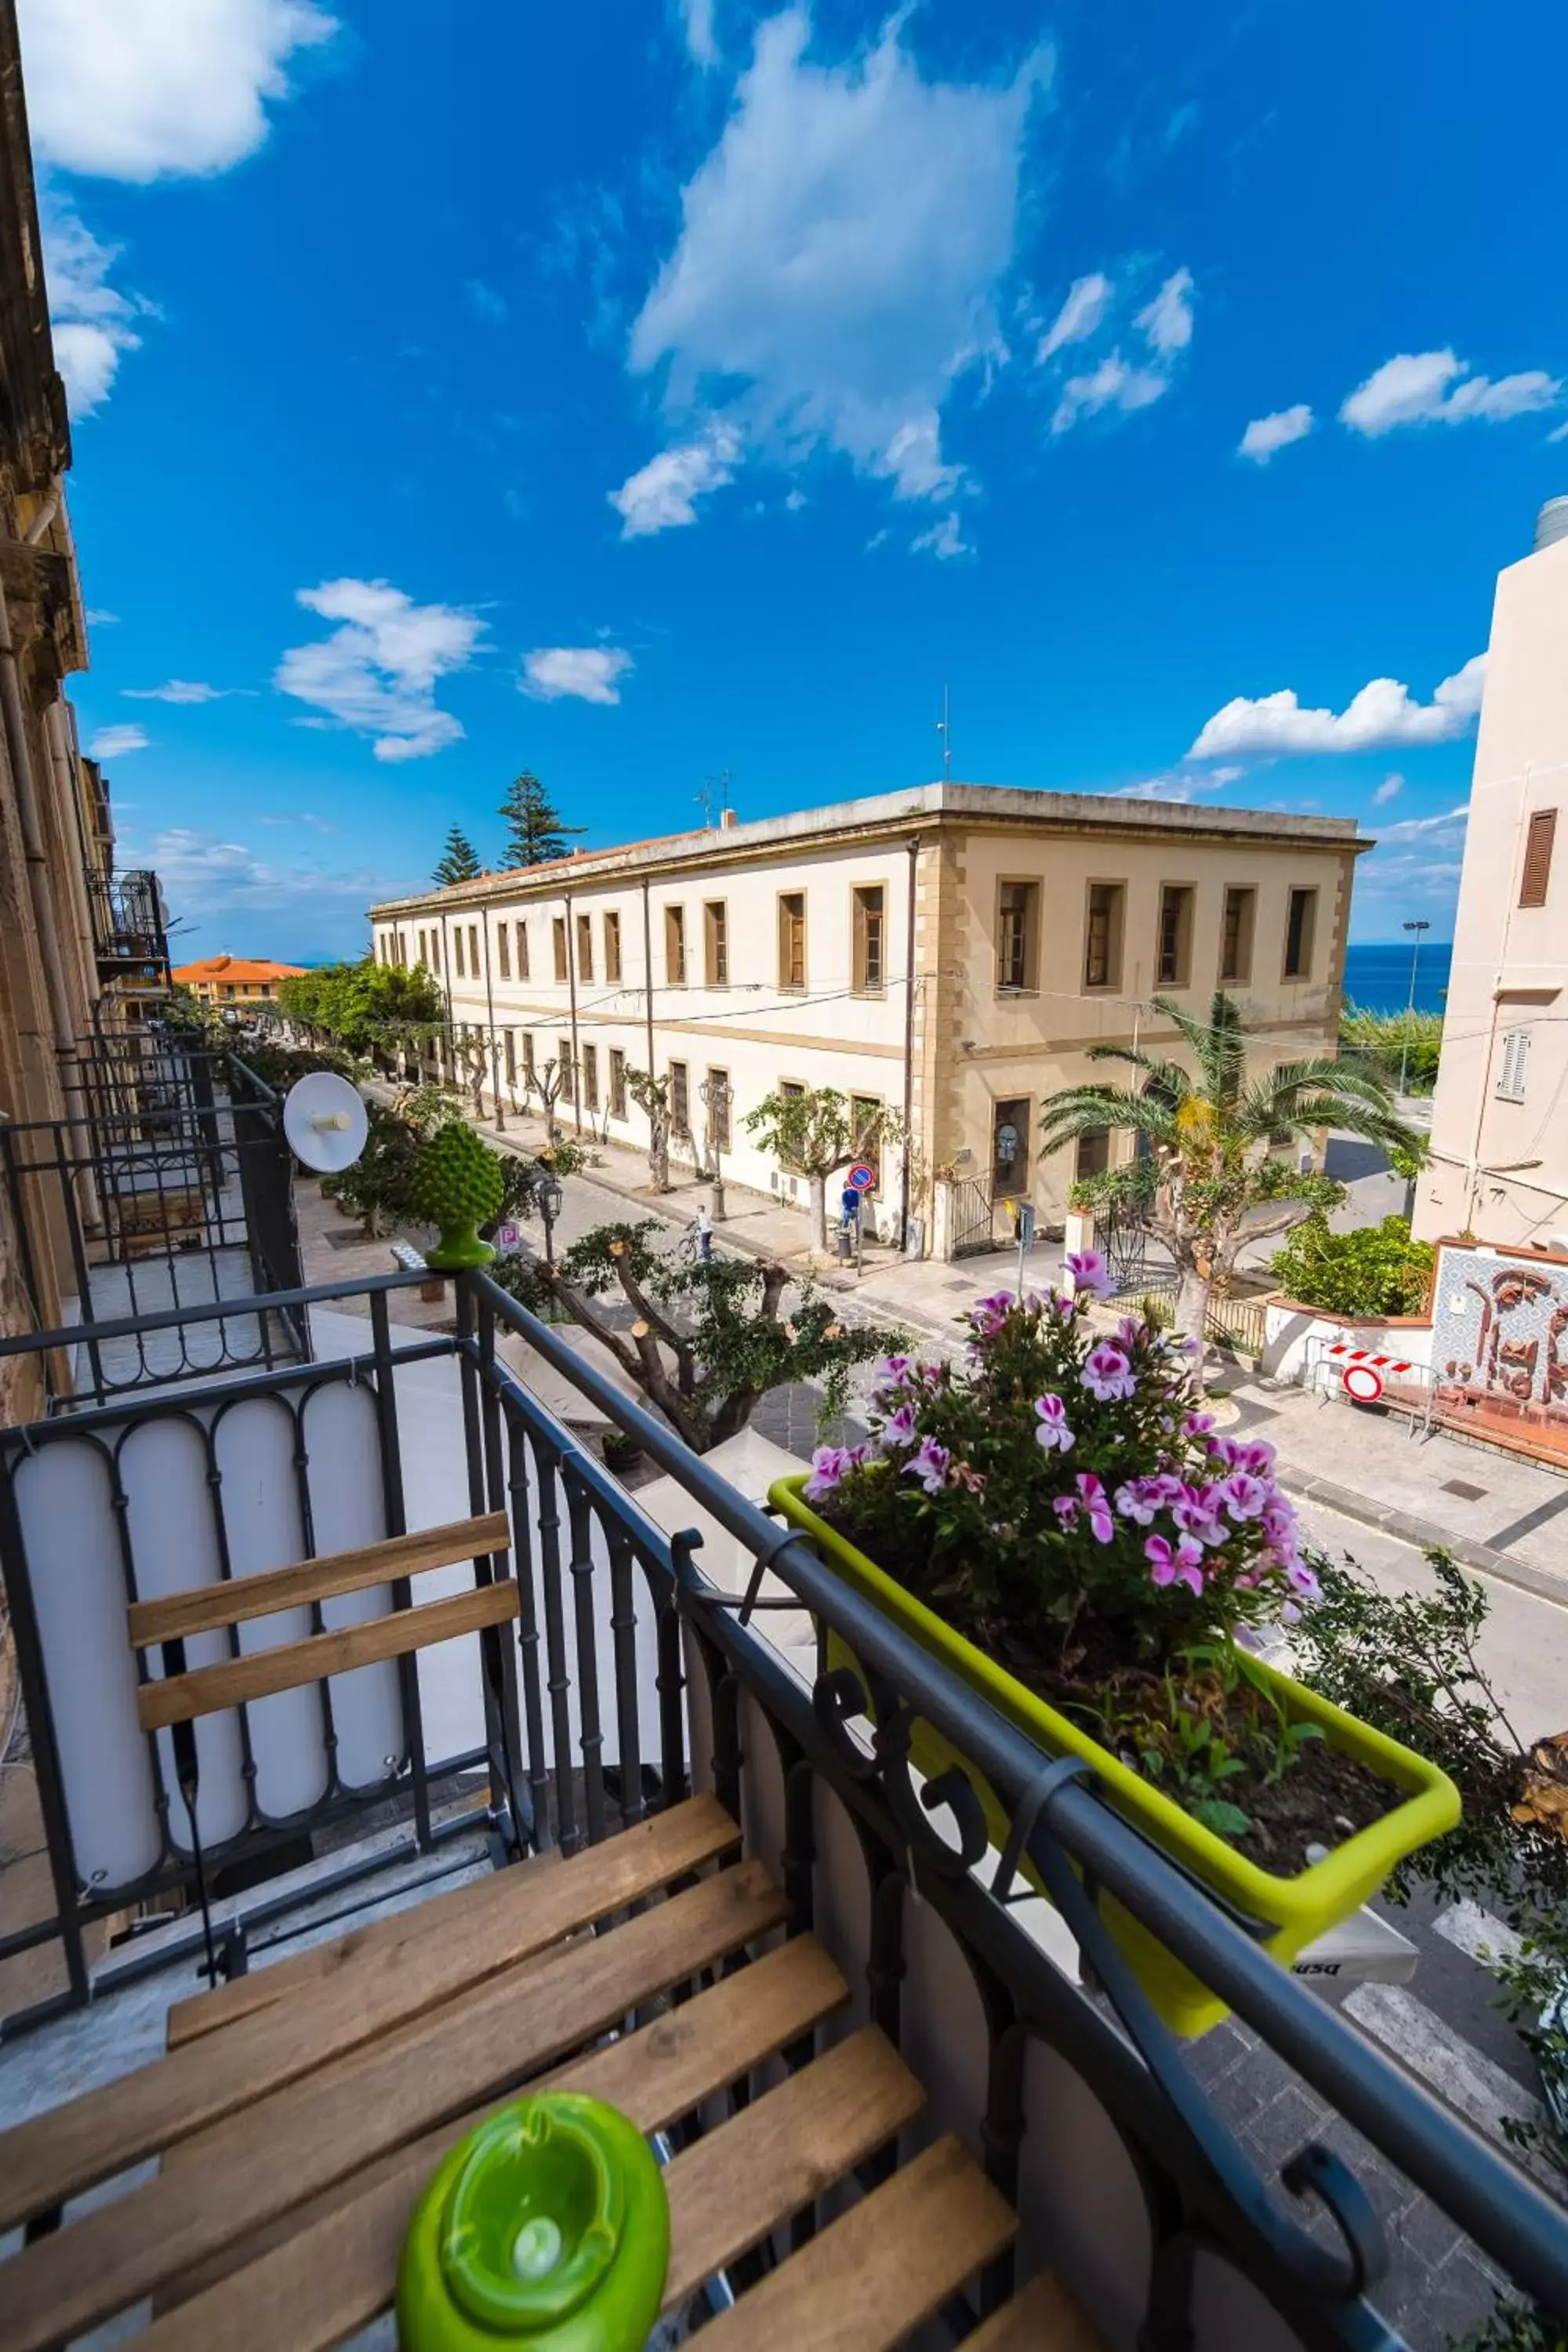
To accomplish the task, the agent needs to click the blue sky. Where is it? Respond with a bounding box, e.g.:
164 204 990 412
24 0 1568 961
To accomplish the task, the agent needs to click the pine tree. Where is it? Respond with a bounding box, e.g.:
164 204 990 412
499 771 586 866
434 826 481 886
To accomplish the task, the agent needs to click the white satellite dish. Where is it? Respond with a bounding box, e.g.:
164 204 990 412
282 1070 369 1174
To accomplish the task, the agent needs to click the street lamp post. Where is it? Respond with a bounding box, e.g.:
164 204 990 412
1400 919 1432 1096
534 1171 563 1272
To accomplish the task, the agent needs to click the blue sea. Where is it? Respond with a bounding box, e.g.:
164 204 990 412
1342 940 1452 1015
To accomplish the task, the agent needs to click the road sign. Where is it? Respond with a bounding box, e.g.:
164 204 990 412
493 1221 521 1253
1343 1360 1384 1404
1016 1203 1036 1250
847 1163 877 1192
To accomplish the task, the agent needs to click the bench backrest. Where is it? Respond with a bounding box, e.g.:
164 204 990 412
129 1510 514 1733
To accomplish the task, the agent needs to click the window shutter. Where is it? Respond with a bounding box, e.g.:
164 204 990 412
1520 808 1556 907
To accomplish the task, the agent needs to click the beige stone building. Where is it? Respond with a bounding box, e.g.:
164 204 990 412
1414 503 1568 1250
0 0 142 1419
372 786 1360 1254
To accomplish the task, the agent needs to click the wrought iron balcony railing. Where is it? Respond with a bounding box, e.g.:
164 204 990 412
0 1265 1563 2347
84 865 170 983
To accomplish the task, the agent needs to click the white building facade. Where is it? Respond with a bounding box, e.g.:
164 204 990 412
371 785 1361 1254
1414 503 1568 1248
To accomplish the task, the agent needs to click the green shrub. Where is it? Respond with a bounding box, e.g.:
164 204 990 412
1269 1213 1432 1317
1339 1002 1443 1094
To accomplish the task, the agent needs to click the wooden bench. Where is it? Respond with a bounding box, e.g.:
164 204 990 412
0 1795 1106 2352
127 1509 515 1735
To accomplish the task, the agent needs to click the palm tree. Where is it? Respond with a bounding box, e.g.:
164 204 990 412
1036 991 1424 1352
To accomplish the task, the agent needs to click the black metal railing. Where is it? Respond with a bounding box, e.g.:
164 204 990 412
0 1264 1563 2348
84 867 169 982
0 1029 305 1406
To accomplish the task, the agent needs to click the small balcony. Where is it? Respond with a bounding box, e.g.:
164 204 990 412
0 1029 305 1406
0 1267 1563 2352
85 866 172 988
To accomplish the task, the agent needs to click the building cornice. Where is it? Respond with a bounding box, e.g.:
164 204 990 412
371 785 1369 923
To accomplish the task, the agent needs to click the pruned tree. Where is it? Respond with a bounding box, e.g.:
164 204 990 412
1039 991 1423 1361
434 826 481 886
743 1086 901 1250
525 1051 573 1142
626 1065 672 1193
276 960 445 1059
493 1221 893 1454
499 771 586 867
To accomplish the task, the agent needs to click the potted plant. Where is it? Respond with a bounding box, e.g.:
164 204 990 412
769 1254 1460 2035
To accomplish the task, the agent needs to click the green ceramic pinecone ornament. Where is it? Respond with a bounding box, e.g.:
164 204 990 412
412 1122 506 1271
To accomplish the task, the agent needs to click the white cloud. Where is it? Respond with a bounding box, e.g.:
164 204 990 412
1189 653 1486 760
464 278 509 326
1135 266 1193 357
1376 801 1470 839
118 826 406 930
623 10 1047 521
122 680 243 702
38 190 146 415
274 579 484 761
910 511 970 561
609 426 739 537
1372 773 1403 806
1239 404 1312 463
521 646 633 705
85 608 119 624
1037 272 1112 362
256 811 340 830
17 0 336 181
681 0 718 66
1341 350 1563 437
1109 768 1229 802
87 723 149 758
1051 350 1168 435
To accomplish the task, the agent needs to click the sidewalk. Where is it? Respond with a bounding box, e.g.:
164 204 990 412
1216 1368 1568 1606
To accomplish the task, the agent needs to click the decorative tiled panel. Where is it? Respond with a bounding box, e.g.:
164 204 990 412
1432 1243 1568 1412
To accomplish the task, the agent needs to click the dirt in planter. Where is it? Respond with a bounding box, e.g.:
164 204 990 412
815 1501 1401 1875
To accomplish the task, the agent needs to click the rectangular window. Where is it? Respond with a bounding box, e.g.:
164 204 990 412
453 928 466 978
582 1043 599 1112
559 1048 575 1103
496 923 510 981
514 920 529 979
778 891 807 989
553 917 568 982
1521 808 1557 908
1220 887 1255 985
575 912 593 985
430 929 441 972
416 929 426 967
1497 1028 1533 1102
1083 882 1124 991
604 910 622 982
993 1098 1029 1195
1076 1128 1111 1180
850 1094 881 1176
853 884 886 993
669 1059 691 1136
1283 887 1317 980
1156 884 1194 987
997 880 1039 994
704 899 729 986
504 1029 516 1083
706 1066 732 1149
665 904 688 985
468 924 479 975
609 1047 627 1120
523 1032 536 1082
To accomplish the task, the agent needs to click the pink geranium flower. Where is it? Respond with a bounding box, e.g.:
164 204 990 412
1146 1533 1207 1597
1033 1393 1076 1454
1081 1343 1137 1403
1065 1249 1113 1299
1076 1472 1115 1543
904 1437 952 1496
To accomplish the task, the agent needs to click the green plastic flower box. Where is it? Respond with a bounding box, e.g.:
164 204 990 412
771 1472 1461 2038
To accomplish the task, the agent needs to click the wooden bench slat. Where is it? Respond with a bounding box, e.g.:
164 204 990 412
0 1795 739 2235
136 1581 518 1733
963 2266 1110 2350
4 1857 786 2352
166 1843 559 2051
696 2133 1017 2352
144 1936 851 2343
661 2025 924 2313
127 1512 511 1647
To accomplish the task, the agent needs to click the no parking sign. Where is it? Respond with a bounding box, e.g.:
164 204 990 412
847 1163 877 1192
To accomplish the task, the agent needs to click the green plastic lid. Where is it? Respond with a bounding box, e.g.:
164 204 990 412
397 2095 670 2352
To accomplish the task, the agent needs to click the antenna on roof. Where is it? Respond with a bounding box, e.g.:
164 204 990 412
936 685 952 782
697 769 733 829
